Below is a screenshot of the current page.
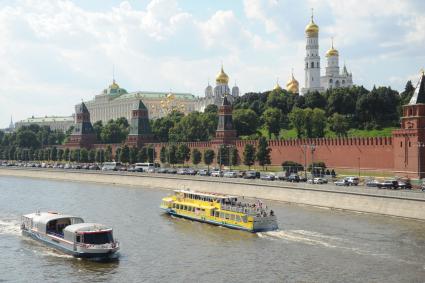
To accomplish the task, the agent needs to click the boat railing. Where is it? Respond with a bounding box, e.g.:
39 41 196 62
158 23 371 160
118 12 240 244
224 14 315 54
220 204 271 217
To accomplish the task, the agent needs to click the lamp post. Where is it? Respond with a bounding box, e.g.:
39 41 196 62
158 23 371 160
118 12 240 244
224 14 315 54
310 144 316 179
417 142 425 179
303 144 307 180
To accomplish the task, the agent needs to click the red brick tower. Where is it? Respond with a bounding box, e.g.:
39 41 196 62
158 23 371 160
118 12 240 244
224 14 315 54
213 95 237 145
393 71 425 179
65 102 96 149
126 100 154 148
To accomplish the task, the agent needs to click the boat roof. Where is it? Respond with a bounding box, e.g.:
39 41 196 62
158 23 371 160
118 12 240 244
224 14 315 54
64 223 111 233
174 189 238 199
23 212 83 225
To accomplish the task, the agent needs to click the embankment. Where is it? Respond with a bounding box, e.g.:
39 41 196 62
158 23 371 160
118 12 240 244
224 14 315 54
1 168 425 221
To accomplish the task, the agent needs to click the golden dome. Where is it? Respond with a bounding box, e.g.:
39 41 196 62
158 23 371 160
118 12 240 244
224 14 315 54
109 79 119 89
326 39 339 57
166 92 175 100
286 73 299 94
273 79 282 91
305 10 319 36
216 66 229 84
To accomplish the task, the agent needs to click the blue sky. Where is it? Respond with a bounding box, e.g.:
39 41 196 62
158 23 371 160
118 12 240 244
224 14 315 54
1 0 424 127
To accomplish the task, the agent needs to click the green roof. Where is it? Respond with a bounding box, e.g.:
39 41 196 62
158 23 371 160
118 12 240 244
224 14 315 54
114 91 196 101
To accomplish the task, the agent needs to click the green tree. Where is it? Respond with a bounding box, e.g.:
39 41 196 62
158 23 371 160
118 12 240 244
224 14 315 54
262 108 282 139
115 148 122 162
137 147 148 162
217 145 229 168
120 146 130 163
57 149 64 161
105 146 112 162
64 148 70 161
311 108 326 138
400 80 415 106
256 137 271 169
16 130 40 149
80 148 88 163
203 149 215 171
93 121 103 141
100 118 129 143
204 104 218 114
233 109 259 136
51 147 57 161
243 143 256 169
191 148 202 166
160 146 168 164
304 91 327 110
71 149 80 162
229 147 238 167
177 144 190 164
88 149 96 163
147 147 155 163
329 113 349 136
289 107 306 138
168 144 178 166
129 147 138 164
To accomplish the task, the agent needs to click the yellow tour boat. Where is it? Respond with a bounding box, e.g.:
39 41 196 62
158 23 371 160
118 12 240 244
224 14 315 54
160 190 278 232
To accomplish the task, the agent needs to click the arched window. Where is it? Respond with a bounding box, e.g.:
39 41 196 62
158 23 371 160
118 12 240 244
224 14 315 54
311 62 314 68
335 80 340 87
329 79 333 83
342 80 345 84
306 62 308 69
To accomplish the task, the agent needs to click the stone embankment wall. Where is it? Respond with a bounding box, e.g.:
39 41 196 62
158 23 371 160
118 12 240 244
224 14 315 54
1 168 425 221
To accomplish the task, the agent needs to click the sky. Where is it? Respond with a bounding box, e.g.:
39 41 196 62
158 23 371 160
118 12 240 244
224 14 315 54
1 0 425 128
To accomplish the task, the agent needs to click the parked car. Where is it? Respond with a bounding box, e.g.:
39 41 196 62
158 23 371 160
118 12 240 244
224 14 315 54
244 171 260 179
197 169 210 176
345 176 360 186
237 171 246 178
210 170 223 177
260 173 275 181
308 177 328 184
287 174 301 183
365 179 380 187
377 180 398 189
89 164 100 170
167 168 177 174
157 168 168 174
177 168 188 175
397 180 412 190
223 171 238 178
334 179 349 186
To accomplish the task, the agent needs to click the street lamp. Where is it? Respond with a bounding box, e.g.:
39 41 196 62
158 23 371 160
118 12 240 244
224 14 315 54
310 144 316 179
417 142 425 179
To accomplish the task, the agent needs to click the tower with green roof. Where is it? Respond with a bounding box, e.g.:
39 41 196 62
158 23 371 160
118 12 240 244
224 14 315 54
127 100 154 148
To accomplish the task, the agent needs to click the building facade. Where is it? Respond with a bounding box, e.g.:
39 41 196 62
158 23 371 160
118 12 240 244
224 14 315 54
15 115 74 132
195 66 240 112
79 80 197 124
301 13 353 95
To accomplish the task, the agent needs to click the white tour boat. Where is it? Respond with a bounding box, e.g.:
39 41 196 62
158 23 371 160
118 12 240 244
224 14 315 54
21 211 119 259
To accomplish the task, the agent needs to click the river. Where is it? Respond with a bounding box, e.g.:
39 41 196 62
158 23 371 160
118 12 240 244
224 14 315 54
0 176 425 282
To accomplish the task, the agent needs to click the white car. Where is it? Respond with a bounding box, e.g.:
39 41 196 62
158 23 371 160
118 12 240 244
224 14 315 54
210 170 223 177
308 177 328 184
223 171 237 178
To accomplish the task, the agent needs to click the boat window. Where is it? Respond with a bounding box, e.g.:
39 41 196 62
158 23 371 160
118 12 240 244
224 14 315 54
241 216 247 223
225 214 230 220
230 214 236 221
83 231 113 245
235 215 241 222
172 203 176 208
184 205 187 210
219 212 224 218
210 210 214 217
76 235 81 242
215 211 219 217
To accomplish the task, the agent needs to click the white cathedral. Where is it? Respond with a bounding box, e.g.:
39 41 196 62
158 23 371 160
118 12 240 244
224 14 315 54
301 13 353 95
195 65 239 112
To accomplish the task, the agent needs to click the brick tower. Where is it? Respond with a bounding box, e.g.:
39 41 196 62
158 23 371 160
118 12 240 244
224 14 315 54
126 100 154 148
393 71 425 179
214 95 237 145
66 102 96 149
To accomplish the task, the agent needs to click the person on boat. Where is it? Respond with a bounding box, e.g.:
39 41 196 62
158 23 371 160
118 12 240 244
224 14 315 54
270 210 274 216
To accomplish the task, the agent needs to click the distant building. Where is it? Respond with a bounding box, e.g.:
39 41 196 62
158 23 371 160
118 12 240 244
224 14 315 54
301 12 353 94
2 116 15 133
15 115 74 132
80 80 197 123
195 65 240 112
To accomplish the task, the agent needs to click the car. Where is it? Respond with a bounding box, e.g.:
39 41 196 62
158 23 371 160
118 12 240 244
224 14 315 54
197 169 210 176
167 168 177 174
177 168 188 175
89 164 100 170
260 173 275 181
334 179 349 186
147 167 156 173
345 176 359 186
397 180 412 190
223 171 238 178
157 168 168 174
244 171 260 179
308 177 328 184
287 174 301 183
365 179 380 187
237 171 246 178
377 180 398 189
210 170 223 177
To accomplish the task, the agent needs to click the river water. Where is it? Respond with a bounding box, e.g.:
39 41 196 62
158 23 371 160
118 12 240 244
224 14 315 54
1 176 425 282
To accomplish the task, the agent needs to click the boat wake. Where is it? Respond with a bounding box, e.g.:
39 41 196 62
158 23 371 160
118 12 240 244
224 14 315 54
0 218 21 236
258 229 342 248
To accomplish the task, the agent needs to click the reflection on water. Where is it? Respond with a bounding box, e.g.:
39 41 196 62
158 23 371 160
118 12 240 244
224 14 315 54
0 176 425 282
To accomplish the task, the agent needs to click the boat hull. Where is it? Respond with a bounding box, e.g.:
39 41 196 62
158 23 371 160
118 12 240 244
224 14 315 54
22 229 119 260
163 208 278 233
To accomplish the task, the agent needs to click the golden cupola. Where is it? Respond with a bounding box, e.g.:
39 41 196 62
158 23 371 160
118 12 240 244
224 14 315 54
216 65 229 84
109 79 119 89
286 72 299 94
326 39 339 57
305 13 319 36
273 80 283 91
